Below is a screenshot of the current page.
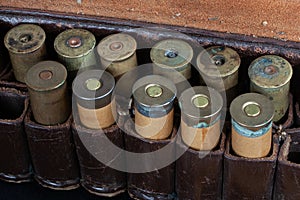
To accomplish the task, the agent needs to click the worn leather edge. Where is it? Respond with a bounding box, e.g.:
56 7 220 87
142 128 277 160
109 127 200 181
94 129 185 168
0 87 32 183
0 87 28 124
24 110 80 190
277 136 300 168
1 8 300 66
284 101 300 140
274 135 300 200
0 80 27 92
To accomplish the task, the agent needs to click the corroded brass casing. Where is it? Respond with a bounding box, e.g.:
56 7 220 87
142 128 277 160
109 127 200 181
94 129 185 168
230 93 274 158
197 46 240 106
73 70 115 129
25 61 70 125
248 55 292 122
4 24 47 83
151 39 193 84
133 75 177 140
54 29 96 81
97 33 137 79
179 86 223 150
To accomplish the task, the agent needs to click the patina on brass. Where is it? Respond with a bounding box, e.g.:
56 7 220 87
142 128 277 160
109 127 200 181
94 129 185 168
248 55 292 122
151 39 193 84
54 29 96 75
4 24 47 83
25 61 70 125
97 33 137 79
197 46 240 106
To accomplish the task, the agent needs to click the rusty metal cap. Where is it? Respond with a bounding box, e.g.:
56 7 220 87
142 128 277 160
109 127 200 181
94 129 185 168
179 86 223 125
25 61 67 92
197 46 240 77
150 39 193 71
97 33 137 62
54 29 96 58
133 75 177 118
248 55 293 88
230 93 274 128
4 24 46 54
73 69 115 109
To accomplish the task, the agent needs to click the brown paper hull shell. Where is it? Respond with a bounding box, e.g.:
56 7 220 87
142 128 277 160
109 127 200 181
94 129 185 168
135 109 174 140
77 102 115 129
232 125 272 158
181 119 221 151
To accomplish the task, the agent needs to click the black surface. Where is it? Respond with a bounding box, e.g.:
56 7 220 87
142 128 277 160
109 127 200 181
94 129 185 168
0 180 131 200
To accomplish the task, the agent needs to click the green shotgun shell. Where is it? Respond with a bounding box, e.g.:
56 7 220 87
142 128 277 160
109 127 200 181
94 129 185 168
54 29 96 77
4 24 47 83
197 46 240 106
25 61 70 125
151 39 193 84
97 33 137 79
248 55 293 122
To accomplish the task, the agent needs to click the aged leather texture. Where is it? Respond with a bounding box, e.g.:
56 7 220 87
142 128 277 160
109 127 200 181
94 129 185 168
176 132 225 200
274 135 300 200
72 122 127 197
24 110 80 190
223 135 279 199
0 87 32 183
124 119 176 200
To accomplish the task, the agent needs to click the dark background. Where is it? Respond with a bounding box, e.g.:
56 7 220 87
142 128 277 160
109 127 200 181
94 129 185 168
0 181 131 200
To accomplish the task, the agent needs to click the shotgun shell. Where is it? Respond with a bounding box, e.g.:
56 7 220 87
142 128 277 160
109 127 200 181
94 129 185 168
73 70 115 129
151 39 193 84
133 75 177 140
197 46 240 106
54 29 96 80
4 24 47 83
248 55 292 122
179 86 223 150
230 93 274 158
25 61 70 125
97 33 137 79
